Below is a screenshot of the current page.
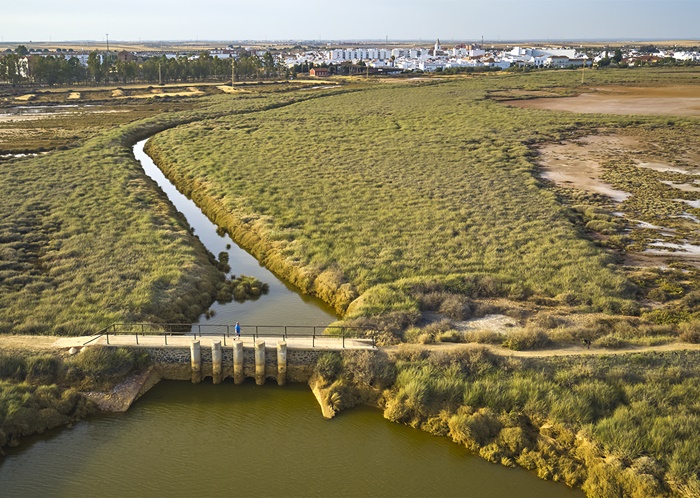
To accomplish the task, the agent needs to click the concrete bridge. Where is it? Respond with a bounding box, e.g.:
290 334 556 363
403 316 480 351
55 331 376 387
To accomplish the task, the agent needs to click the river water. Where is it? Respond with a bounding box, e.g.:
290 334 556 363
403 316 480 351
0 139 582 496
0 381 581 497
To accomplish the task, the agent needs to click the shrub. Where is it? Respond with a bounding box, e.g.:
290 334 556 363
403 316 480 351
496 426 532 457
594 334 628 349
0 353 27 381
417 333 436 344
25 355 63 385
463 329 502 344
502 328 552 351
342 350 395 389
679 321 700 344
438 294 476 320
448 407 503 450
530 313 563 330
314 352 342 383
437 330 463 343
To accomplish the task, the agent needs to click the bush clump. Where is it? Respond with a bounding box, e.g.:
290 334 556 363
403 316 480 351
502 328 552 351
216 275 269 303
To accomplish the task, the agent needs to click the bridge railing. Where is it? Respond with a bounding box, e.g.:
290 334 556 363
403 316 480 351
90 323 377 348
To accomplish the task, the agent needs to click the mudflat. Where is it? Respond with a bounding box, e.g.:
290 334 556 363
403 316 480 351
506 85 700 116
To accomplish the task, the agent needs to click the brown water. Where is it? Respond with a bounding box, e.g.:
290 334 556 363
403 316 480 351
0 381 582 498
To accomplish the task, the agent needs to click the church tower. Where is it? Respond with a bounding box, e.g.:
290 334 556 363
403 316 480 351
434 38 441 54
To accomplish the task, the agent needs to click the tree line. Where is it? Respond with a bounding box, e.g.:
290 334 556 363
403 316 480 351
0 50 287 86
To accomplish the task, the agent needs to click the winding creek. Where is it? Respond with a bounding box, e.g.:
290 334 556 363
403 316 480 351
0 138 582 497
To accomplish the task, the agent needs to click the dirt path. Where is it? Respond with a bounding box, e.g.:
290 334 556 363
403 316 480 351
2 334 698 358
382 341 700 358
0 335 62 352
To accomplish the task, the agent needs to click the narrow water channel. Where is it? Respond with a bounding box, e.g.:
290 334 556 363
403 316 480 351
134 139 338 331
0 381 583 498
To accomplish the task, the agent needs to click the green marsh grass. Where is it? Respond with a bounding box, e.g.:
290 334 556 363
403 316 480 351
383 348 700 496
1 87 348 334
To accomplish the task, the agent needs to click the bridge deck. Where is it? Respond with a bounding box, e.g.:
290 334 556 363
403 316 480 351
54 334 375 351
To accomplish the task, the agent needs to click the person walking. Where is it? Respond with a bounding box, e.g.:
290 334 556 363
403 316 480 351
235 322 241 340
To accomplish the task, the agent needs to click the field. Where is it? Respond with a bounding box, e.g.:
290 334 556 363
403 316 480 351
147 69 700 345
0 85 347 334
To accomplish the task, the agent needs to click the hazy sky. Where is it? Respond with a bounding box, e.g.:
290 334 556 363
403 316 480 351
1 0 698 42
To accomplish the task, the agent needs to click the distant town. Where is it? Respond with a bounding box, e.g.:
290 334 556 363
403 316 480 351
1 40 699 85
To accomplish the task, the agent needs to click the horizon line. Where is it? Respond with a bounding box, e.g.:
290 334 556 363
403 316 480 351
1 37 699 45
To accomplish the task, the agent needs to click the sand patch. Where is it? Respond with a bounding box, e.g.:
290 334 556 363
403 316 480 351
537 135 635 202
505 85 700 117
112 89 125 97
637 161 692 174
67 92 81 100
125 88 204 99
677 199 700 209
217 85 247 94
14 94 35 102
453 314 518 334
536 132 700 268
660 180 700 192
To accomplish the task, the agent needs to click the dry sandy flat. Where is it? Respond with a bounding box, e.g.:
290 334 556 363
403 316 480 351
537 135 638 202
506 85 700 116
67 92 81 100
536 133 700 267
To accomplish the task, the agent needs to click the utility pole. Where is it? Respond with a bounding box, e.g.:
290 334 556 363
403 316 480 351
231 57 235 88
158 62 162 86
106 33 109 52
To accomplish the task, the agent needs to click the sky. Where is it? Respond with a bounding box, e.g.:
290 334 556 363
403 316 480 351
1 0 698 43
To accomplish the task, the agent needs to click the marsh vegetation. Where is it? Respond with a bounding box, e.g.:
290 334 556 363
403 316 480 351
313 346 700 497
148 69 700 345
0 346 146 454
0 85 346 334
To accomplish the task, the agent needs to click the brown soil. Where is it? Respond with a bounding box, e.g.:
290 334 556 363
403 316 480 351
506 85 700 116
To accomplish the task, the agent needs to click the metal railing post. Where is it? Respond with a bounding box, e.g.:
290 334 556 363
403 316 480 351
106 332 110 345
342 331 345 349
312 332 315 348
164 334 168 345
135 333 139 345
223 334 226 347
